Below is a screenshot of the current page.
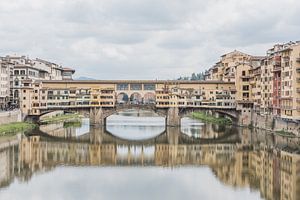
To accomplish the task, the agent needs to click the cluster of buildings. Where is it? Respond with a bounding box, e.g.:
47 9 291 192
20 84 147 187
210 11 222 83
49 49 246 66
204 41 300 121
0 41 299 124
0 55 75 110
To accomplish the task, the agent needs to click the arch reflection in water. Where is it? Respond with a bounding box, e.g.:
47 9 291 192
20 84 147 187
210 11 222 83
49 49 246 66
39 118 90 139
180 117 239 139
106 110 165 140
0 123 299 200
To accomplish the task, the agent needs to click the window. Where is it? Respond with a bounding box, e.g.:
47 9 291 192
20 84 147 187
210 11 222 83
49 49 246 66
117 84 129 90
130 84 142 90
242 85 249 91
144 84 155 90
242 71 246 76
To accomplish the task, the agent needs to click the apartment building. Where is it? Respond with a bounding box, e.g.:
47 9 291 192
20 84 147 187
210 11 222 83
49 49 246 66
205 41 300 121
20 81 115 115
0 61 11 109
0 55 75 108
249 65 262 112
260 42 300 120
206 50 252 82
155 82 236 109
279 43 300 120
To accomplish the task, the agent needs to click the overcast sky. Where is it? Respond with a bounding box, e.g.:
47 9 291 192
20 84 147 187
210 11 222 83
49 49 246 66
0 0 299 79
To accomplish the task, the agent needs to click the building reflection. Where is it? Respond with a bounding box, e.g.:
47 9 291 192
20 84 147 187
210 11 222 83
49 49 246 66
0 127 299 200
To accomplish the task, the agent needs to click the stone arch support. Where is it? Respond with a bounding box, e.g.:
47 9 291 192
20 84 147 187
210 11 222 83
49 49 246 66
166 107 181 127
90 107 106 127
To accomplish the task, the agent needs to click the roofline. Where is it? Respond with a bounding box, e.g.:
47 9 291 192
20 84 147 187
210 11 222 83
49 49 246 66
41 80 235 84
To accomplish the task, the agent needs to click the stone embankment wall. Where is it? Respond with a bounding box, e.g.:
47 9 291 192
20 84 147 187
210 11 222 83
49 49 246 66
251 112 300 136
0 110 22 125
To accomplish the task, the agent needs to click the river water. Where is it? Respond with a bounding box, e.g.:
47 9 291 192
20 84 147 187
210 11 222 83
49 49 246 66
0 110 299 200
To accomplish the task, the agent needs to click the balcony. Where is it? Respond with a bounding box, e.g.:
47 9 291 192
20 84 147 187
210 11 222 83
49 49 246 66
296 57 300 63
253 70 261 76
272 60 281 67
282 56 290 61
273 65 281 72
281 106 293 110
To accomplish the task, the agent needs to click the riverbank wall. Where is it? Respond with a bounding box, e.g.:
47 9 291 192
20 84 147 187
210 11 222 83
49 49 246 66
249 112 299 136
0 110 22 125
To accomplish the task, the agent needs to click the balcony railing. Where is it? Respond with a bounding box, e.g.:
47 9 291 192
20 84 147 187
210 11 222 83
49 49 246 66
272 60 281 67
253 71 261 76
273 65 281 72
281 106 293 110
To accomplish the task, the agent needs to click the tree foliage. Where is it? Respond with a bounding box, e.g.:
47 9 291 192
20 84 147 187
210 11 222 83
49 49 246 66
177 72 205 81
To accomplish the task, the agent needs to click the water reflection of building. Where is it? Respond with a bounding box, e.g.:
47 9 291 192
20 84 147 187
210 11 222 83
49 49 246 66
0 140 18 188
0 132 299 200
39 123 77 138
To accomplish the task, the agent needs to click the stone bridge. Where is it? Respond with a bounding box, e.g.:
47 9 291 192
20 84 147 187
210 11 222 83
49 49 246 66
27 79 241 126
40 104 239 128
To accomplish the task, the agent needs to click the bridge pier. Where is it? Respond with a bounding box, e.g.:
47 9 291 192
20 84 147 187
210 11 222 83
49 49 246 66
166 107 181 127
166 127 180 145
90 107 106 127
89 126 105 144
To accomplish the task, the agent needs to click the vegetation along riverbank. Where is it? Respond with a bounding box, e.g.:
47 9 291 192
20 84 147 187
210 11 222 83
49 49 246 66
191 112 232 125
40 113 83 124
0 122 36 136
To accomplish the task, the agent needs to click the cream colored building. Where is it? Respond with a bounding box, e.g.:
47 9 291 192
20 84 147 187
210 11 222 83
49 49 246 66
1 55 75 108
0 61 11 109
279 43 300 120
205 41 300 121
20 80 235 115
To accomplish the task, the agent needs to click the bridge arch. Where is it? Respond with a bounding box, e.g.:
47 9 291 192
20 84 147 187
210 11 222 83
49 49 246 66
129 92 143 104
116 92 129 104
104 105 167 119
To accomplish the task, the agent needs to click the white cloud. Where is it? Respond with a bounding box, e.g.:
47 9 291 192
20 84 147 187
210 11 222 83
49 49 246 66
0 0 299 79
